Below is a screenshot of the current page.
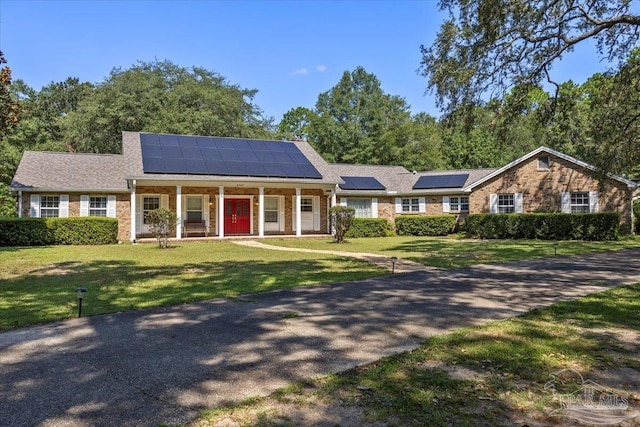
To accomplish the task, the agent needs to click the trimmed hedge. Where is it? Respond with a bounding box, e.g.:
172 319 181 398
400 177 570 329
0 217 119 246
395 215 456 236
345 218 394 238
466 213 620 241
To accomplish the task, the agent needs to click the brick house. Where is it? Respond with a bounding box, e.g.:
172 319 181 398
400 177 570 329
10 132 637 241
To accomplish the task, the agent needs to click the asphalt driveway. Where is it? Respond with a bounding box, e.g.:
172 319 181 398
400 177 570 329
1 249 640 427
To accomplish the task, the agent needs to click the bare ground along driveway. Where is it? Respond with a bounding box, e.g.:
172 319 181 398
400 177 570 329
1 249 640 427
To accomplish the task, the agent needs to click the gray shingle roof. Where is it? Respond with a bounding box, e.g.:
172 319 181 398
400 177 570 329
11 151 129 192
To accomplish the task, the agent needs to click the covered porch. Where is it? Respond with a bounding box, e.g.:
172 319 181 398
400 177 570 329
129 179 338 241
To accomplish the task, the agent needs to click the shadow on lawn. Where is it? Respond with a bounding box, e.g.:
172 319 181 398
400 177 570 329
0 256 377 330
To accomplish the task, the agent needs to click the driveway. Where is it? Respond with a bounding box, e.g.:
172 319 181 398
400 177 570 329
1 249 640 427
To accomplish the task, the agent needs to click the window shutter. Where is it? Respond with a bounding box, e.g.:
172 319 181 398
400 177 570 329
59 195 69 218
279 195 285 232
313 196 321 231
30 194 40 217
135 195 142 234
80 195 89 216
160 194 169 210
107 195 116 218
418 197 426 213
442 196 450 213
589 191 599 213
395 198 402 214
514 193 523 213
203 195 210 228
561 192 571 213
291 196 296 232
489 194 498 214
180 195 187 225
371 198 378 218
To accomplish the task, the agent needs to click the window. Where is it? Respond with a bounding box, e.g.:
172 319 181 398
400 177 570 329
346 198 372 218
300 198 313 212
264 197 279 223
143 196 160 224
498 194 515 214
570 192 590 213
40 196 59 217
89 196 107 217
449 196 469 213
186 196 203 221
402 198 420 213
537 155 550 170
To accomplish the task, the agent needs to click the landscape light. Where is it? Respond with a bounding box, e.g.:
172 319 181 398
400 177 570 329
75 287 87 317
390 256 398 274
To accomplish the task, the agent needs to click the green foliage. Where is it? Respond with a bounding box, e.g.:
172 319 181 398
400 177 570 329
634 199 640 234
466 213 620 241
394 215 456 236
345 218 393 238
0 217 118 246
145 208 177 248
0 51 20 135
329 206 355 243
0 183 16 218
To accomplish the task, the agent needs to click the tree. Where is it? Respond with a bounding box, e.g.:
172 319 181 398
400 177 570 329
420 0 640 113
145 208 177 249
63 60 274 153
329 206 355 243
277 107 316 141
0 51 20 136
306 66 412 164
0 183 16 218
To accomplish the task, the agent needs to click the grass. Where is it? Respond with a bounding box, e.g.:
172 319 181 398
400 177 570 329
193 283 640 427
264 235 640 268
0 241 385 330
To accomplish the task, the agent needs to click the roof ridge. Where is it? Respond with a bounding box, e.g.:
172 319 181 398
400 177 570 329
24 150 123 157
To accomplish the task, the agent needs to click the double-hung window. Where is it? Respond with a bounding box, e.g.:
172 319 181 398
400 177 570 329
570 192 590 213
401 198 420 213
347 198 372 218
449 196 469 213
143 196 160 224
89 196 107 217
497 194 515 214
186 196 203 221
40 196 60 217
264 197 279 223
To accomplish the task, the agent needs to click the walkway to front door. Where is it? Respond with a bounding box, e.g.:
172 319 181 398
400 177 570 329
225 198 251 234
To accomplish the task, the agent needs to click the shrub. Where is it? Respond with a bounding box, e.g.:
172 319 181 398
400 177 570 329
634 199 640 234
345 218 393 238
329 206 355 243
466 213 620 241
0 217 118 246
145 208 177 248
395 215 457 236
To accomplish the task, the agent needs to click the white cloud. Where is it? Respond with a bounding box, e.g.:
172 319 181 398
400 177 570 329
315 65 328 72
292 68 309 75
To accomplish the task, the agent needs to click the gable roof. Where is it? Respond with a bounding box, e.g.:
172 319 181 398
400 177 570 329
11 151 129 192
463 146 637 191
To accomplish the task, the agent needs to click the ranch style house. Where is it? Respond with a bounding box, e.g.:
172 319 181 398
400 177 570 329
10 131 637 242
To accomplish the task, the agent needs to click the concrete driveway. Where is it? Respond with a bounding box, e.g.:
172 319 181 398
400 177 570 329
1 249 640 427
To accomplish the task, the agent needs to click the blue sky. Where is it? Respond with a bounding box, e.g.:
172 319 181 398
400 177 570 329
0 1 624 122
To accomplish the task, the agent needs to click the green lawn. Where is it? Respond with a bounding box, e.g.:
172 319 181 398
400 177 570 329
196 283 640 426
0 241 384 330
265 235 640 268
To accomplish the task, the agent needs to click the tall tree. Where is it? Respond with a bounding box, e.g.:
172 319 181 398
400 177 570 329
420 0 640 112
0 51 20 136
63 60 274 153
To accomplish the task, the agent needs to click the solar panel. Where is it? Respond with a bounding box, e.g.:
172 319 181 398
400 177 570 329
140 133 322 179
339 176 386 190
413 174 469 189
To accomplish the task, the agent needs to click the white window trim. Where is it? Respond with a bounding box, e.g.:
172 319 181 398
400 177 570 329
447 196 469 213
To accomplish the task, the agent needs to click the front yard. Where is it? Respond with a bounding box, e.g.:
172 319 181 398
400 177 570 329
0 241 384 330
265 235 639 268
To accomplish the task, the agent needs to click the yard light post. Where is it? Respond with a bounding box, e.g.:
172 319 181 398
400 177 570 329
390 256 398 274
75 287 87 317
553 242 559 257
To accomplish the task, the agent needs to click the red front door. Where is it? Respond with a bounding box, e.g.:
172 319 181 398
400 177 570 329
225 199 251 234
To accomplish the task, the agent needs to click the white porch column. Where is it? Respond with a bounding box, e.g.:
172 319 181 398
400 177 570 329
218 186 225 239
258 187 265 238
176 185 182 240
295 187 302 237
329 188 337 234
17 191 22 218
130 180 136 242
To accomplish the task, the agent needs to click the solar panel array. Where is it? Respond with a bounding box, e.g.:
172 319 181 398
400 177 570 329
140 134 322 179
413 174 469 189
339 176 386 190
